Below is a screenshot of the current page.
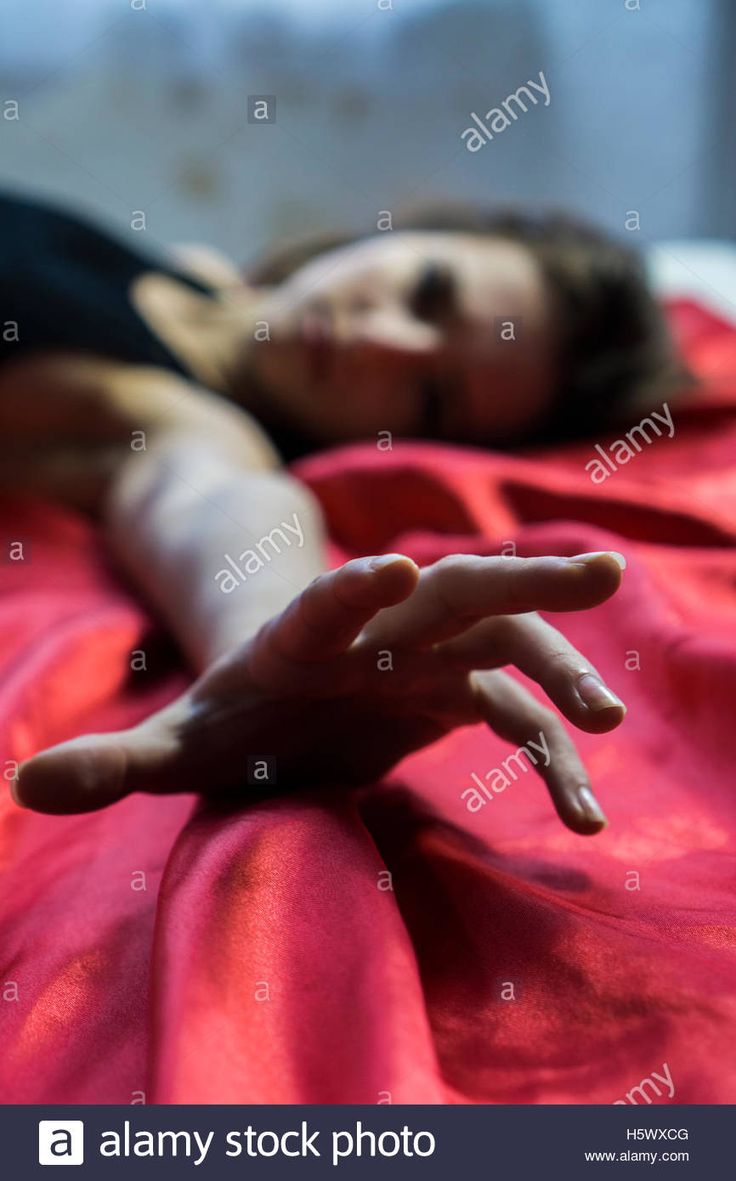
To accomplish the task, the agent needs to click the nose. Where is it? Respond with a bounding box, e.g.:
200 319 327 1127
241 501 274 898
344 304 441 358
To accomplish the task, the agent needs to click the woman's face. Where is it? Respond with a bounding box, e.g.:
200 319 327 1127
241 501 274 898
242 231 559 446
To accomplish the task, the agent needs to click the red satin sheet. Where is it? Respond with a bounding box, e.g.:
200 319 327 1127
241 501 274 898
0 300 735 1104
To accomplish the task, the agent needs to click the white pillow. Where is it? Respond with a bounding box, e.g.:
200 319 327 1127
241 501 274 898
647 241 736 324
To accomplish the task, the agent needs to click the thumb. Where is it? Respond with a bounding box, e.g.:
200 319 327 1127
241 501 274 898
13 723 186 815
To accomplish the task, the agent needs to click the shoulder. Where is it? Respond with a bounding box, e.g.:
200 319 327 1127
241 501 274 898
0 351 278 467
168 243 243 291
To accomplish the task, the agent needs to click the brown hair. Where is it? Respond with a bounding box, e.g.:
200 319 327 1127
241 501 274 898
247 204 690 446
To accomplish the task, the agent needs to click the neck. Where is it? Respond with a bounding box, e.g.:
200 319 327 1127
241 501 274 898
203 286 265 395
131 271 267 396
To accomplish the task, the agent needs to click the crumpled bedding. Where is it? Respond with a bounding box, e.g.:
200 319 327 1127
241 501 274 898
0 298 734 1104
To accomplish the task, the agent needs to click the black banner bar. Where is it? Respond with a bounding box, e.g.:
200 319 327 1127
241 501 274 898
3 1104 729 1178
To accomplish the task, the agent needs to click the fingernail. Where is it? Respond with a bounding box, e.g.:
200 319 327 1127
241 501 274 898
370 553 406 571
9 775 23 807
570 551 627 570
577 786 608 828
577 672 626 713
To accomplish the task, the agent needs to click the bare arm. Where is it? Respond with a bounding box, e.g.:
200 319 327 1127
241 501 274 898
0 352 327 669
6 352 625 835
106 413 326 671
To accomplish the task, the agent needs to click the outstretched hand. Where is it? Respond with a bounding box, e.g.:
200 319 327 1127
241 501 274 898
14 550 626 834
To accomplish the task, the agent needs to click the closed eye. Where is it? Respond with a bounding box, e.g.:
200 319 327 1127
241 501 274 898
408 261 458 323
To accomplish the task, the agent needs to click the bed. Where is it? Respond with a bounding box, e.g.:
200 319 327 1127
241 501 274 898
0 277 735 1104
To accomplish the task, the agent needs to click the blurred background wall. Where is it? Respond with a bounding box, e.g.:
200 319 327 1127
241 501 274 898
0 0 731 266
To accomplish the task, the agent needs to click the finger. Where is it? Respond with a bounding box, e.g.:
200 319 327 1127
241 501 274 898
438 612 625 734
250 554 419 673
364 551 625 648
12 719 188 814
471 670 608 835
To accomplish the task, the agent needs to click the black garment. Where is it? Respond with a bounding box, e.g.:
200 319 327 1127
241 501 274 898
0 189 215 376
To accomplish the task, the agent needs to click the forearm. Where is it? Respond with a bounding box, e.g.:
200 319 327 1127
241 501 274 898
105 434 326 671
0 352 327 670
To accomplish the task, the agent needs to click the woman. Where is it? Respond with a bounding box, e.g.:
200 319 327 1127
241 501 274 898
2 190 677 830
